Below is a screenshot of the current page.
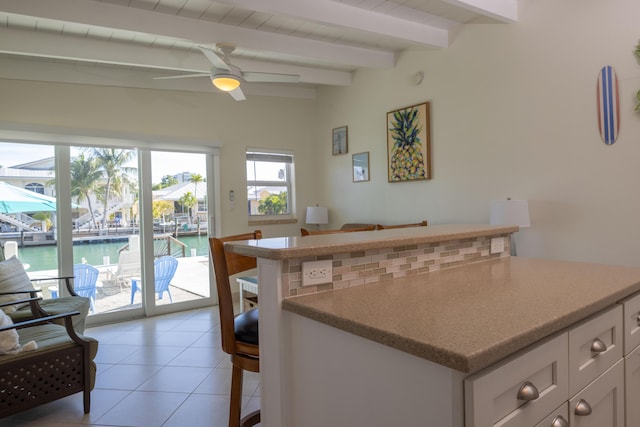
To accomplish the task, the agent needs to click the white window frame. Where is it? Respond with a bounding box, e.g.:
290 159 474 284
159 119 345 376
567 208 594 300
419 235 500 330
246 148 296 224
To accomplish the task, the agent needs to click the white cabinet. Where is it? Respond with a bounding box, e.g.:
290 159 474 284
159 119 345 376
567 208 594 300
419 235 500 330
569 359 625 427
464 333 568 427
622 290 640 427
624 331 640 426
466 305 627 427
623 291 640 355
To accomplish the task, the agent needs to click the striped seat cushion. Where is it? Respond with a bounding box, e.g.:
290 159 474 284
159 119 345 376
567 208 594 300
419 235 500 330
0 257 36 314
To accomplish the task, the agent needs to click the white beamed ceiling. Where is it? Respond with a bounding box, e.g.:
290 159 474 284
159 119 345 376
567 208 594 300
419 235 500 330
0 0 518 98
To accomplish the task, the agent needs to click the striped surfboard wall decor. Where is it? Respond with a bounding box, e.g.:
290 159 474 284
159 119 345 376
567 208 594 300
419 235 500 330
597 65 620 145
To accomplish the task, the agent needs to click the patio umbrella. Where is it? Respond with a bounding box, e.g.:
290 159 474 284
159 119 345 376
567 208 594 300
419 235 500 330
0 181 57 213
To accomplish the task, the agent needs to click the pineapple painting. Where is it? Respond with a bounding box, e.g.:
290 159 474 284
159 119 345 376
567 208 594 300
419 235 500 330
387 102 431 182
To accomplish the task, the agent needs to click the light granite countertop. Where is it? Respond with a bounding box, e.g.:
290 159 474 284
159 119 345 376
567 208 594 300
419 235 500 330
225 223 518 260
282 257 640 374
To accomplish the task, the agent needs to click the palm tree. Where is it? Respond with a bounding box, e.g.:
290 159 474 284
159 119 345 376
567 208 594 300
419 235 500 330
179 192 197 224
189 173 204 215
89 148 136 232
189 173 204 234
70 153 103 229
189 173 204 202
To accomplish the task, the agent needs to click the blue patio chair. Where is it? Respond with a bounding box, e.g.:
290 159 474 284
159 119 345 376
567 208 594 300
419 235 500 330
73 263 99 313
130 256 178 304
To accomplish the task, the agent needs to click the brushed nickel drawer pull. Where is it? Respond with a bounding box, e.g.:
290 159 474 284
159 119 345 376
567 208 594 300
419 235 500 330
590 338 607 353
551 415 569 427
575 399 593 416
516 381 539 401
636 313 640 325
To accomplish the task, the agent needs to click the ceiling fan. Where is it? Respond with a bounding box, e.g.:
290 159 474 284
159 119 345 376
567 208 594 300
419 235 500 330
154 44 300 101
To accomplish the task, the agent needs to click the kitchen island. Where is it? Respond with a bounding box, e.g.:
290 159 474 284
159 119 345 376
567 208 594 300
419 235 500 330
225 224 640 426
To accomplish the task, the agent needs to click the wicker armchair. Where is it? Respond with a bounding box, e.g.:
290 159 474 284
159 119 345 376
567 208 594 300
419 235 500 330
0 291 98 418
8 275 91 334
0 255 91 334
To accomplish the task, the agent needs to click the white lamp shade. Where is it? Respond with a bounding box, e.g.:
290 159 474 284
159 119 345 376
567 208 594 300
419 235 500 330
306 206 328 225
490 199 531 228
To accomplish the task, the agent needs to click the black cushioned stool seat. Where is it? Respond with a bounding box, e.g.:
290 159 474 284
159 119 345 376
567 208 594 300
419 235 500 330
234 308 259 345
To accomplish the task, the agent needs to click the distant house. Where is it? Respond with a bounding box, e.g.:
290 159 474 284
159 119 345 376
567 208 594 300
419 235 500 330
153 181 206 214
0 157 56 197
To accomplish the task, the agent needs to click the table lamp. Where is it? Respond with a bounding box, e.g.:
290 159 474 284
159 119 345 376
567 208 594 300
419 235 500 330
305 206 328 229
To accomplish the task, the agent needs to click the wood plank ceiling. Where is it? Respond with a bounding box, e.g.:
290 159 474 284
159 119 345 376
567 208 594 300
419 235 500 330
0 0 519 99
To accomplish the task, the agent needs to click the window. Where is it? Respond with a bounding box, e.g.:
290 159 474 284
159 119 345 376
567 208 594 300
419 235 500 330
246 150 294 216
25 183 45 194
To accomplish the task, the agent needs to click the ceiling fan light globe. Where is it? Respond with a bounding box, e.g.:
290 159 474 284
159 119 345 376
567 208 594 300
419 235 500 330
211 75 240 92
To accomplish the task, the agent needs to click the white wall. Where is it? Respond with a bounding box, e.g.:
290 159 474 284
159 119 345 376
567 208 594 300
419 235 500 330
0 79 318 238
2 0 640 266
313 0 640 266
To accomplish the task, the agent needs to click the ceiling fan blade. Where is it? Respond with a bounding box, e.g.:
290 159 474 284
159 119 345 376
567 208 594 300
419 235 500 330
229 87 246 101
242 72 300 83
153 73 209 80
198 46 230 70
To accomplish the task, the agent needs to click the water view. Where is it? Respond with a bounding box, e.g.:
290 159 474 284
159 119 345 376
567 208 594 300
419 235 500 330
16 235 211 271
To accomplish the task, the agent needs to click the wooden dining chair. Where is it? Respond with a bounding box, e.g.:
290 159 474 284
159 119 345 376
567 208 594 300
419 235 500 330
209 230 263 427
300 225 376 236
377 220 428 230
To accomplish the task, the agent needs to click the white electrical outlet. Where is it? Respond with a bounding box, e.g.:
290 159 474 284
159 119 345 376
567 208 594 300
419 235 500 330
490 237 505 254
302 259 333 286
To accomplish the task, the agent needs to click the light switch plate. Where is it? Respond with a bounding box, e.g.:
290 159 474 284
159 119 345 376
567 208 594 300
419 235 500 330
490 237 505 254
302 260 333 286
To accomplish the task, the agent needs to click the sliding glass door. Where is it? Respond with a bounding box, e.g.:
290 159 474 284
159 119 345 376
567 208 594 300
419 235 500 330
0 141 216 323
143 150 211 310
68 146 141 317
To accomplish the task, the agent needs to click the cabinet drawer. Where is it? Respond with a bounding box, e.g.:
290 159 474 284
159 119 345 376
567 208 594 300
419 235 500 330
534 403 568 427
465 333 568 427
625 344 640 427
623 291 640 355
569 359 624 427
568 305 622 396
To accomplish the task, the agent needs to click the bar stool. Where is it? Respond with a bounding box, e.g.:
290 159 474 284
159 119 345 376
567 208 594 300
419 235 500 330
209 230 262 427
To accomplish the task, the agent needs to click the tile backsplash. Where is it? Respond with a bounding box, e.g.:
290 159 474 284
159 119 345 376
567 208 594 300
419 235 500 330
283 234 511 297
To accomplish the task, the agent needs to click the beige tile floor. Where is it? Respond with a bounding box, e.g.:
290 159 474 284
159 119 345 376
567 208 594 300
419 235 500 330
0 307 261 427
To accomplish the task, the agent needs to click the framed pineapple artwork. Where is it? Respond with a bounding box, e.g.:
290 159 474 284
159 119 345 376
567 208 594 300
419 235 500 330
386 102 431 182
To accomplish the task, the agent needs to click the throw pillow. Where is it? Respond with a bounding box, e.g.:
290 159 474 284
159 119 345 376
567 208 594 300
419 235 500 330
0 256 36 314
0 309 37 355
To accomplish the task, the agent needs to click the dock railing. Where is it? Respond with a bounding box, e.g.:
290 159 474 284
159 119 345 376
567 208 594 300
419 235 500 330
118 234 186 258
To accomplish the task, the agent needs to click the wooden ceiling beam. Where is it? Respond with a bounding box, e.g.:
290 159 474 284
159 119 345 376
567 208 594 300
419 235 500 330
0 27 352 86
439 0 518 23
217 0 453 47
0 0 395 68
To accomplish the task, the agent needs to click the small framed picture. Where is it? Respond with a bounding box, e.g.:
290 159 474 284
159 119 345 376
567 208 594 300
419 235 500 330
332 126 348 155
352 152 370 182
